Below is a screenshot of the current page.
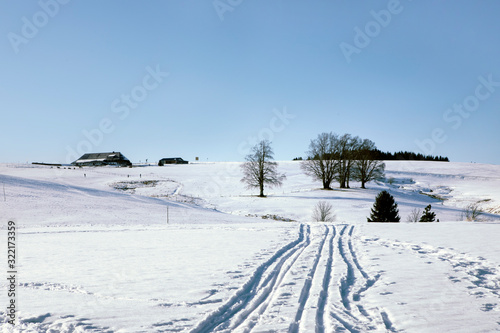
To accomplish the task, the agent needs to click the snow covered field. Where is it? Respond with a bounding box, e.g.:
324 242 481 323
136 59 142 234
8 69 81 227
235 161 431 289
0 161 499 332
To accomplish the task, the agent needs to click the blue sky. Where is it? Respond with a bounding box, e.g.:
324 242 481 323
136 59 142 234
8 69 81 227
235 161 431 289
1 1 500 164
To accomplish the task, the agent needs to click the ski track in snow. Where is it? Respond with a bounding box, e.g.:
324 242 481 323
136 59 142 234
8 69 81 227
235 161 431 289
190 224 310 333
326 225 392 333
190 224 395 333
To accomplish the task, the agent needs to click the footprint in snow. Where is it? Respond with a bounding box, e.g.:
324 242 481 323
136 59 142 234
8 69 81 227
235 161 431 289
481 303 497 312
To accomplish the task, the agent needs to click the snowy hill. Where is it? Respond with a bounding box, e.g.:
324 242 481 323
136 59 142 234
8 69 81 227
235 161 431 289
0 161 499 332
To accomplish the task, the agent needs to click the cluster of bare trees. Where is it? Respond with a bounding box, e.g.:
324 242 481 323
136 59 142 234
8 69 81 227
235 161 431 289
301 132 385 190
240 133 385 197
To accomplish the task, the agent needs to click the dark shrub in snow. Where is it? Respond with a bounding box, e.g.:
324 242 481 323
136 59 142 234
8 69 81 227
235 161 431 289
419 204 436 222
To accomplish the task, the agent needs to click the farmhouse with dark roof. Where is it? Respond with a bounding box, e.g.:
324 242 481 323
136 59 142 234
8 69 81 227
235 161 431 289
72 152 132 167
158 157 189 166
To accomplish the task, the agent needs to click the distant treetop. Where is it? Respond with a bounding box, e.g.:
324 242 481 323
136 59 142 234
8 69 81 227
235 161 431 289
371 150 449 162
298 150 449 162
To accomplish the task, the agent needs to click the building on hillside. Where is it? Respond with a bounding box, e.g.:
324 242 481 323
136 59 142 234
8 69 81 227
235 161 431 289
158 157 189 166
72 152 132 167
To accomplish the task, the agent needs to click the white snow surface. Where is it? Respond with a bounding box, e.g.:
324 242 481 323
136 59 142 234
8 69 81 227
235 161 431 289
0 161 499 332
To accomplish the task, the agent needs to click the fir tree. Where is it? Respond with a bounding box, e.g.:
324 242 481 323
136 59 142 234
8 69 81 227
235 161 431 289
367 190 400 222
419 204 436 222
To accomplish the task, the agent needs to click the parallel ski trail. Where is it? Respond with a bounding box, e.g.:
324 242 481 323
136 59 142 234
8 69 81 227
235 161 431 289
190 224 310 333
328 225 394 333
315 225 336 333
338 225 356 311
191 224 398 333
231 226 313 332
289 225 331 333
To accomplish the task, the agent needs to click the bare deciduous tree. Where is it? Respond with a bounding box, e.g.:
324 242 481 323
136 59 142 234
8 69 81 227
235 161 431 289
406 207 422 222
460 202 484 221
352 139 385 189
302 132 385 189
312 201 336 222
241 140 285 197
335 133 360 188
300 132 339 190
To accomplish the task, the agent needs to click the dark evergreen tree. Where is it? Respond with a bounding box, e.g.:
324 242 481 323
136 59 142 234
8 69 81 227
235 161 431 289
367 190 400 222
370 149 449 162
419 204 436 222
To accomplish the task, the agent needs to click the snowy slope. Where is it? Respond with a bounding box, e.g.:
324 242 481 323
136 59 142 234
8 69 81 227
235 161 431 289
0 161 499 332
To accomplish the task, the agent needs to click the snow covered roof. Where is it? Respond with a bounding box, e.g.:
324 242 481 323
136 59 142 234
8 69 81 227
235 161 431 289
72 152 131 166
